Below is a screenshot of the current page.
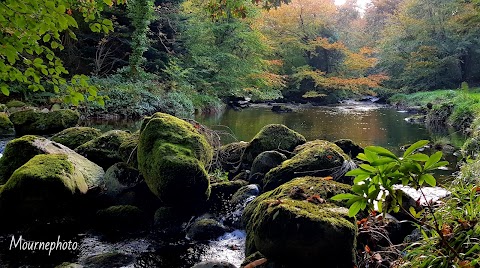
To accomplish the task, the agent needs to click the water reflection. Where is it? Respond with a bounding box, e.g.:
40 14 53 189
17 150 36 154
196 104 431 153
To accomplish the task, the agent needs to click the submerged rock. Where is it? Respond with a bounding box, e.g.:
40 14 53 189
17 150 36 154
81 252 135 268
242 124 305 165
75 130 131 170
9 109 79 136
243 176 356 267
51 127 102 149
192 261 237 268
137 113 213 209
0 112 14 136
187 218 228 241
263 140 352 191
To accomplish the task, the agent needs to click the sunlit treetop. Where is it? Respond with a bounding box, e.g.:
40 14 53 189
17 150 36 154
0 0 125 105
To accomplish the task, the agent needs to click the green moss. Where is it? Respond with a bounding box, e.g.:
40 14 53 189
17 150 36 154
138 113 213 207
5 100 26 108
9 109 80 136
242 124 306 164
243 177 356 266
96 205 145 231
0 135 44 184
118 131 139 168
0 112 14 135
263 140 349 191
51 127 102 149
75 130 131 169
0 154 87 218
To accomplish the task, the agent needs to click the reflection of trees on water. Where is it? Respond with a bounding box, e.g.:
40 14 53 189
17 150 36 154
196 106 432 153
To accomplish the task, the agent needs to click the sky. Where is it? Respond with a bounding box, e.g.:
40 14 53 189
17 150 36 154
334 0 371 10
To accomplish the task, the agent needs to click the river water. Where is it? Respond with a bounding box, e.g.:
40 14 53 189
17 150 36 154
0 102 460 267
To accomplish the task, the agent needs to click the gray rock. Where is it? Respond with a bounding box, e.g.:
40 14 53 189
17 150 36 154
191 261 237 268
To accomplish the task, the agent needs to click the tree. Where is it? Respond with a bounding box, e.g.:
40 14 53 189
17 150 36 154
0 0 124 104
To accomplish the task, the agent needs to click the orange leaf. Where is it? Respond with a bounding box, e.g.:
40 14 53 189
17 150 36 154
322 176 333 181
245 258 268 268
365 245 371 254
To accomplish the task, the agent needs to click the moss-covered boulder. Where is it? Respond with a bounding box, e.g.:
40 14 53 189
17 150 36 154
51 127 102 149
334 139 363 158
118 131 139 168
243 177 356 267
137 112 213 208
218 141 248 171
9 109 79 136
75 130 131 169
5 100 26 109
263 140 351 191
242 124 306 165
0 154 102 220
0 135 104 185
96 205 146 232
187 218 228 241
250 151 287 184
0 112 14 136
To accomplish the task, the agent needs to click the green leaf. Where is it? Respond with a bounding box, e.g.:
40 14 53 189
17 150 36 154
424 151 442 170
403 140 429 157
409 206 417 217
346 168 372 176
0 85 10 96
371 158 397 166
104 0 113 6
421 174 436 187
366 146 398 160
348 200 364 217
405 153 429 161
353 174 370 184
43 34 51 42
427 161 449 170
359 164 377 173
331 193 357 201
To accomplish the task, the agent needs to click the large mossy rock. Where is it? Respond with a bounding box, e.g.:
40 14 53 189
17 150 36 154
75 130 132 169
9 109 79 136
51 127 102 149
0 154 103 220
0 135 104 185
137 112 213 208
263 140 350 191
243 176 356 267
0 112 14 136
242 124 306 165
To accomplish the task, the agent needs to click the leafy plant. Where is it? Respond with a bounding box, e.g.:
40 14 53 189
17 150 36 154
332 140 448 217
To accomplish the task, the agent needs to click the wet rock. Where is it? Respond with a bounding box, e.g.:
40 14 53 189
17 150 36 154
55 262 83 268
0 135 104 186
137 113 213 209
230 184 261 206
271 105 292 113
243 176 356 267
153 206 189 229
209 180 249 213
0 112 14 136
218 142 248 172
263 140 353 191
0 154 103 221
187 218 228 241
101 162 158 209
231 171 249 182
405 114 426 125
249 151 287 184
242 124 306 165
75 130 132 170
192 261 237 268
10 109 79 136
96 205 146 232
51 127 102 150
334 139 363 158
82 252 135 268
